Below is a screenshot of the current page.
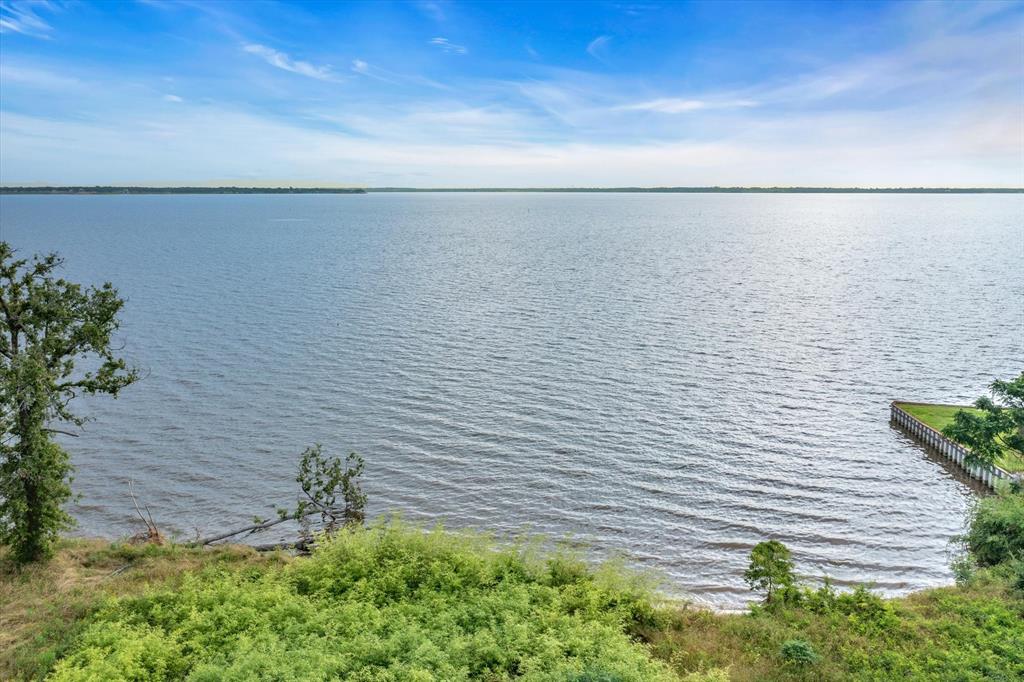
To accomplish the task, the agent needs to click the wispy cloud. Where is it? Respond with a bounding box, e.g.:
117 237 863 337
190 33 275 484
0 0 55 38
5 104 1018 187
242 43 338 82
417 1 445 23
586 35 610 60
0 62 82 89
620 98 758 114
430 37 467 55
350 58 399 85
1 0 1020 186
351 58 450 90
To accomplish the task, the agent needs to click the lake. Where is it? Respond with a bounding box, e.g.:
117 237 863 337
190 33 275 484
1 192 1021 607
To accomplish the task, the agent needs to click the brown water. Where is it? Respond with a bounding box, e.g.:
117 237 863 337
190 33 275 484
2 192 1021 607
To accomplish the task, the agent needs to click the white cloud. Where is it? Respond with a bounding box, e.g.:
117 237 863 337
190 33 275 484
620 98 758 114
2 103 1019 187
430 37 467 55
162 94 183 102
242 43 338 82
586 35 610 60
1 0 1020 187
0 0 54 38
322 104 543 144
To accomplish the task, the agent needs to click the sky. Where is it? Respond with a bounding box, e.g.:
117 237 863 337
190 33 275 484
0 0 1022 187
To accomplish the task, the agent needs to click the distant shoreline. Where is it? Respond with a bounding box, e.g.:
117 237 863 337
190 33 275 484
1 186 1022 195
0 186 367 195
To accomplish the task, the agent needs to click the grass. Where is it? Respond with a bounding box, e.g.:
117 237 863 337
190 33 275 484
641 569 1024 681
896 402 1024 472
0 538 289 681
3 523 1023 681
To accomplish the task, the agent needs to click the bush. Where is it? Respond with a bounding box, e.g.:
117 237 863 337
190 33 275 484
48 521 675 681
963 489 1024 567
779 639 820 666
950 550 977 586
1011 558 1024 594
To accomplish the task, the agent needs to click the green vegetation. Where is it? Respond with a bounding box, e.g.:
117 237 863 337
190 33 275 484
0 243 138 563
961 484 1024 567
896 401 1024 472
742 540 794 604
641 487 1024 680
943 373 1024 473
5 493 1024 681
779 640 820 667
643 564 1023 681
294 445 366 535
7 522 675 681
1 539 289 681
2 245 1021 680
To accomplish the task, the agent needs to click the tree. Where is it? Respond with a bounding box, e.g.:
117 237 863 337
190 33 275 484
295 445 366 539
744 540 795 603
194 445 367 549
943 373 1024 470
0 243 138 563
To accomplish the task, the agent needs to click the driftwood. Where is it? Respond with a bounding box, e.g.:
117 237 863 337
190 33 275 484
195 513 300 546
194 505 331 547
127 480 163 545
124 456 357 552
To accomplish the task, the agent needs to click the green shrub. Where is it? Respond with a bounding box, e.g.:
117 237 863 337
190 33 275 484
950 551 977 586
964 489 1024 567
48 521 675 681
1010 558 1024 594
779 639 820 666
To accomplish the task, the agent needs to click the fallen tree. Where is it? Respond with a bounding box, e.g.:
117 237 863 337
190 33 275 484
141 444 366 552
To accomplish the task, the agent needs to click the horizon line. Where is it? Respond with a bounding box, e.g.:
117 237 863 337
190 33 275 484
2 185 1022 194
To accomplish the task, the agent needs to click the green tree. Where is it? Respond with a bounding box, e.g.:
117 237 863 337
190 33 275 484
744 540 795 603
943 373 1024 470
295 444 366 539
0 243 138 563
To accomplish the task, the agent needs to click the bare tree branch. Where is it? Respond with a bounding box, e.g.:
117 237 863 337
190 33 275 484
43 428 80 438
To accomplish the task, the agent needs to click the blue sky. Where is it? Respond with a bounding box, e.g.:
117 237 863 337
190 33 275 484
0 0 1021 186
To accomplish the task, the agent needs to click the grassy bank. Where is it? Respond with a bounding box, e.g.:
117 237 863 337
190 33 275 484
895 402 1024 472
3 522 1023 681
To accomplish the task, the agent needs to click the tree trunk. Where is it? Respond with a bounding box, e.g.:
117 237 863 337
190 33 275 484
16 406 43 562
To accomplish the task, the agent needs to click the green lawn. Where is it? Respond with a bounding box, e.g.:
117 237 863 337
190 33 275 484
896 402 1024 473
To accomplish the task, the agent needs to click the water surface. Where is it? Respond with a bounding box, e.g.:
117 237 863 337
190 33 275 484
2 193 1021 607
